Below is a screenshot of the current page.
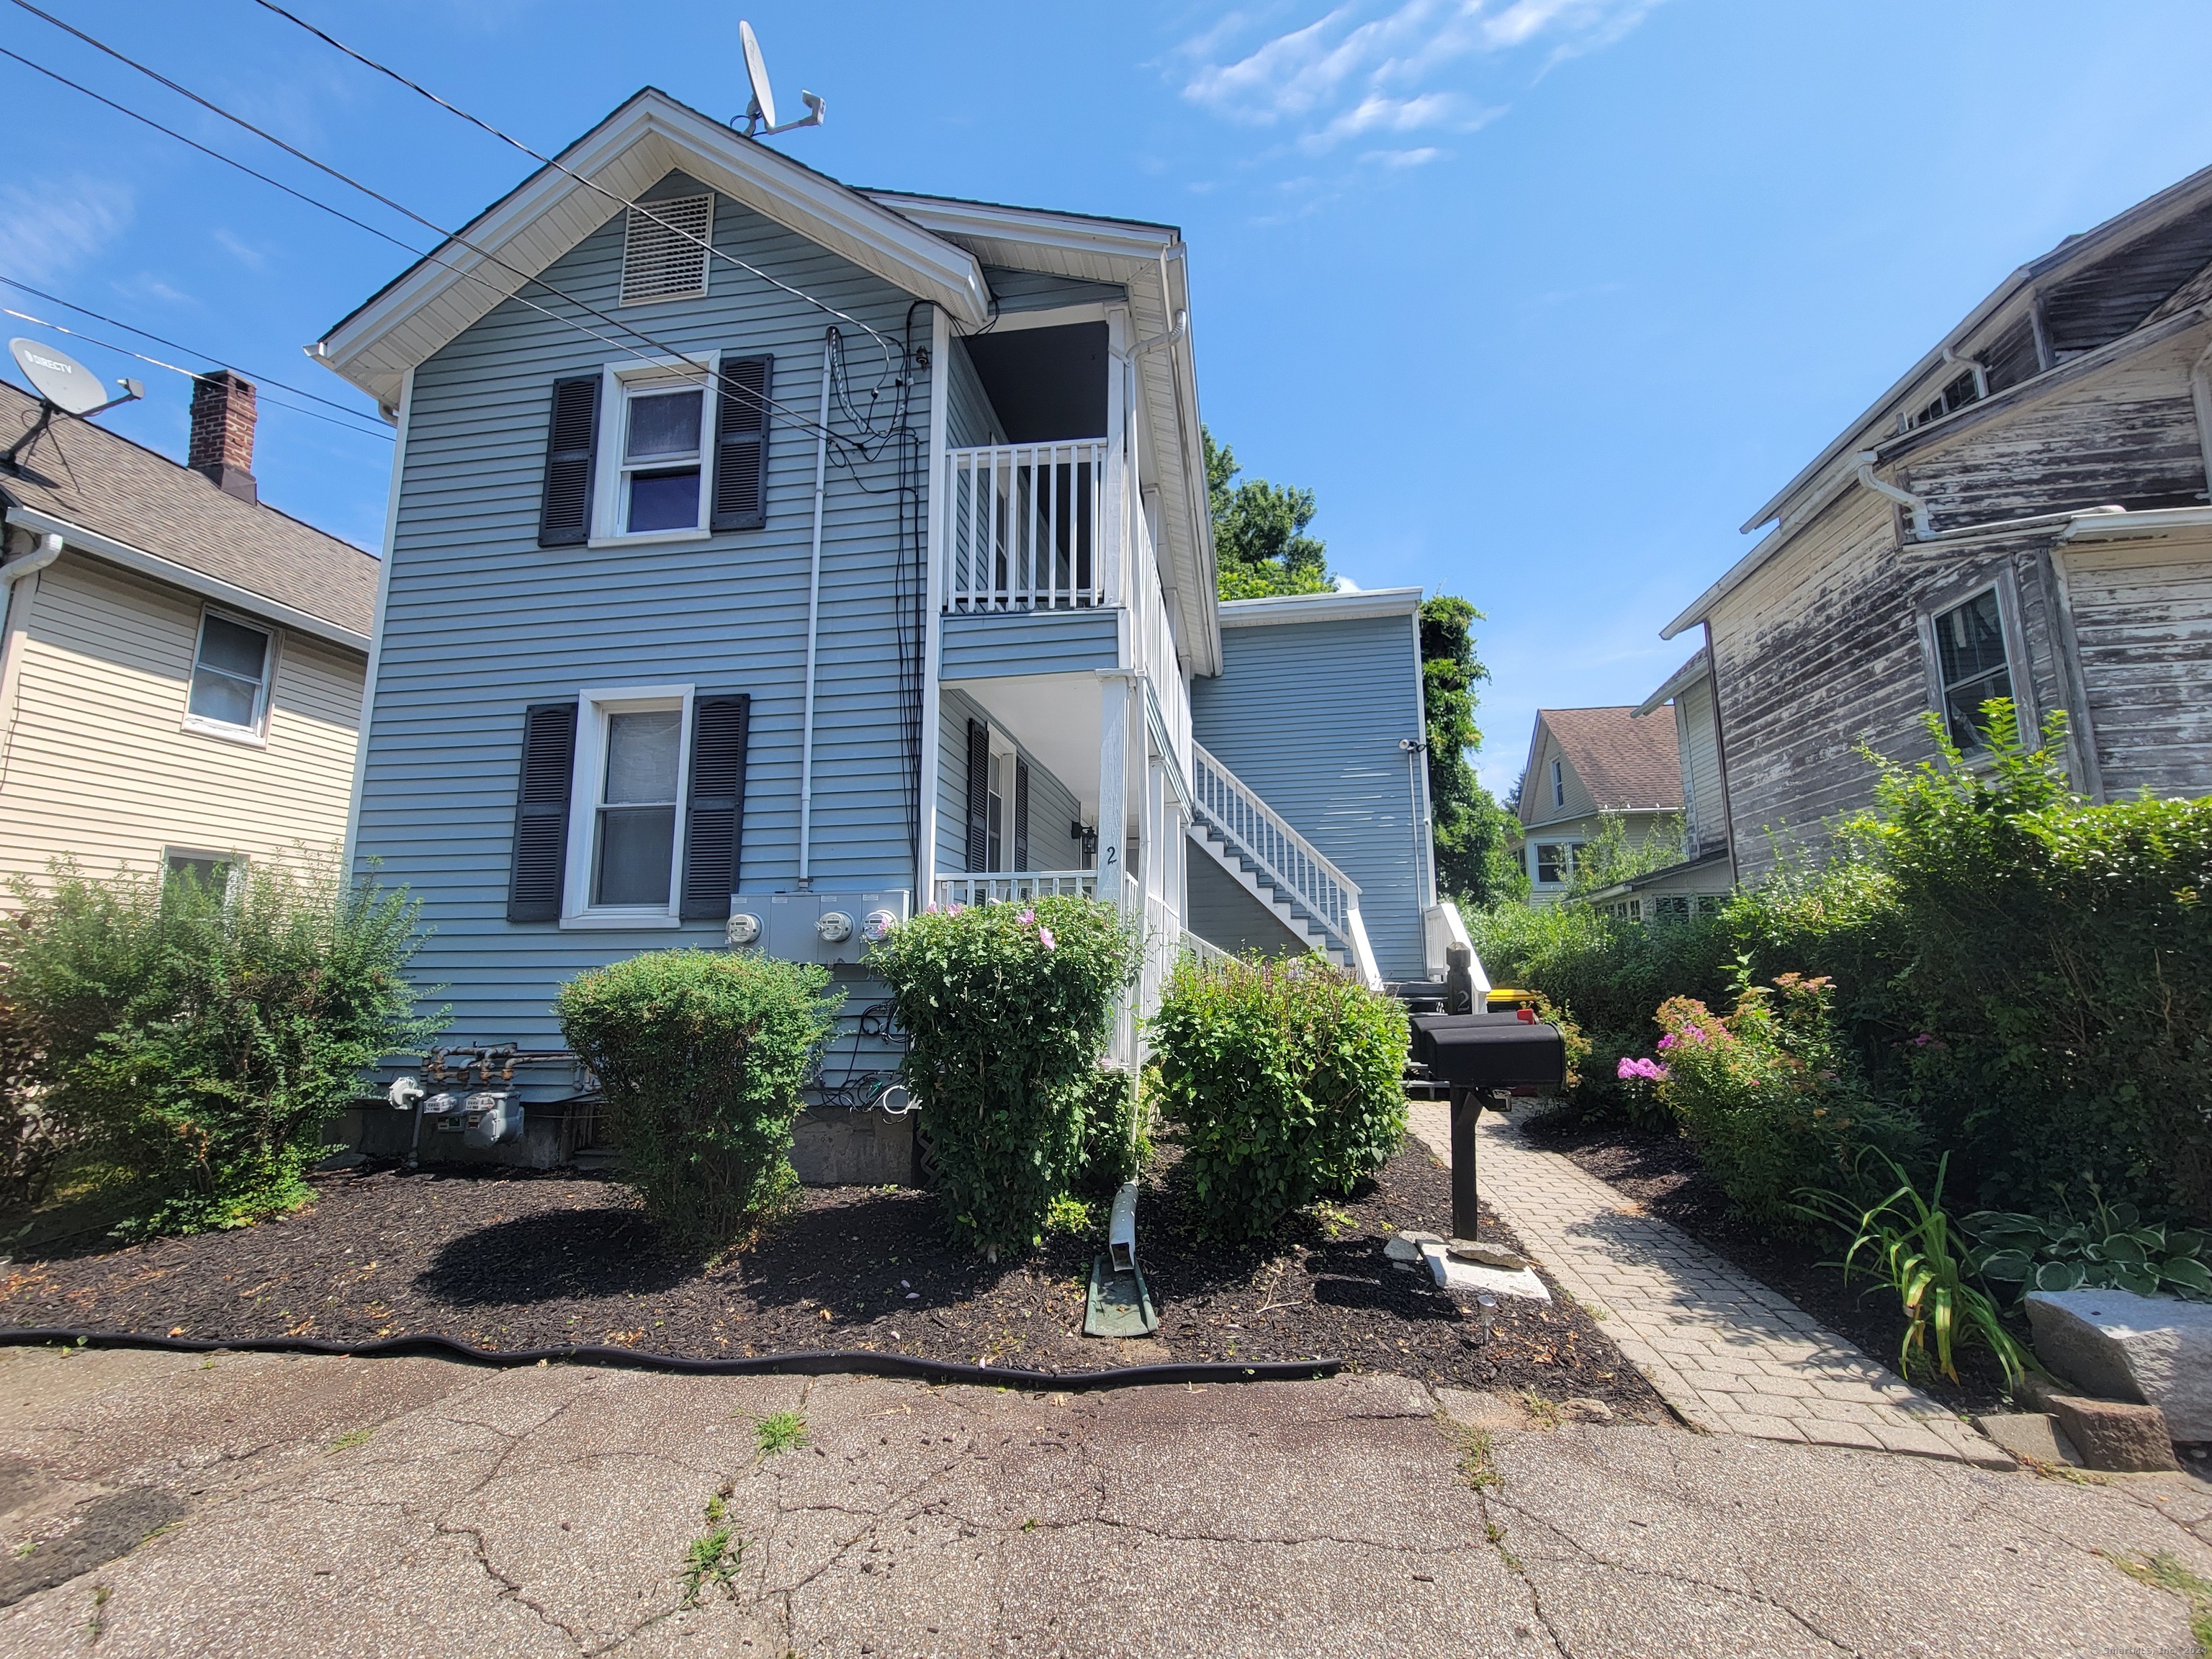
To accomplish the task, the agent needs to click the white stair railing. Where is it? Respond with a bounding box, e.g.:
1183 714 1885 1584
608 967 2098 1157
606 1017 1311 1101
943 441 1110 612
932 870 1100 907
1190 742 1363 957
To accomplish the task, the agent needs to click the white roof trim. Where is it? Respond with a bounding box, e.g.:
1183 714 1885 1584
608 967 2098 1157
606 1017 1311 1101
1633 646 1709 716
316 89 990 408
1218 587 1423 626
2056 503 2212 543
4 504 371 652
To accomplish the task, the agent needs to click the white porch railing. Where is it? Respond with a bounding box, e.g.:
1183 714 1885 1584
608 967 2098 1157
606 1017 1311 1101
943 441 1109 612
1190 740 1364 958
931 869 1100 907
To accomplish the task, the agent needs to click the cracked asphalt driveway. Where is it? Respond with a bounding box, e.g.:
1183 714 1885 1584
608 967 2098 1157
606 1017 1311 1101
0 1346 2208 1656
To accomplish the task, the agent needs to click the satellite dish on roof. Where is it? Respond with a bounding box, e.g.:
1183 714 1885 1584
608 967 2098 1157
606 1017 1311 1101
739 22 777 132
11 338 109 416
2 337 142 471
733 21 825 139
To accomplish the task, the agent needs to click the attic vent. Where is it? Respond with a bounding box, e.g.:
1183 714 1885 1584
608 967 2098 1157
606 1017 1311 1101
620 194 714 305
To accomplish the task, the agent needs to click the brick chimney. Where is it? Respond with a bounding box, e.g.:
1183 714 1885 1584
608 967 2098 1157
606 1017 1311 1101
189 370 257 503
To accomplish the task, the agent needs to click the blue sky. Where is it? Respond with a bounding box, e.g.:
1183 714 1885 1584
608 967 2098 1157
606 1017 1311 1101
6 1 2212 794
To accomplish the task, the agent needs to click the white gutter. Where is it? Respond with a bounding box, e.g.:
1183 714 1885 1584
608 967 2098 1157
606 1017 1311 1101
2056 503 2212 542
1 531 60 588
796 333 833 890
1 504 370 652
1854 452 1931 537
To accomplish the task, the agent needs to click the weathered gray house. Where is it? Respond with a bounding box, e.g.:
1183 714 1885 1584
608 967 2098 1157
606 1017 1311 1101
1668 161 2212 878
313 91 1457 1172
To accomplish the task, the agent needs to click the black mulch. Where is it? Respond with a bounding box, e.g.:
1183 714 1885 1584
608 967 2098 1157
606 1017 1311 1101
1518 1108 2018 1414
0 1145 1665 1415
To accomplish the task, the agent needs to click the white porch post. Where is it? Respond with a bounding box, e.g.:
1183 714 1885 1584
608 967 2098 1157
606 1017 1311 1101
1097 668 1136 1065
916 306 950 904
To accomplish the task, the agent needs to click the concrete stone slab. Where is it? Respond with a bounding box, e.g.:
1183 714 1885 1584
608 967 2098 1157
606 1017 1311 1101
2027 1287 2212 1440
1975 1411 2083 1467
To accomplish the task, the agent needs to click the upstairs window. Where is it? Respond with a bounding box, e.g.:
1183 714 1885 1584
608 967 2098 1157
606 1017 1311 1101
185 610 271 737
621 383 706 534
1930 588 2014 750
620 194 713 305
1534 841 1581 886
1550 757 1565 809
1905 366 1985 430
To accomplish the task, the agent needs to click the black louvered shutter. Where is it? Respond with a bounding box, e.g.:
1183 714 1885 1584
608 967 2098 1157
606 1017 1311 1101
537 376 600 547
1013 758 1030 873
964 718 989 872
507 701 577 922
680 693 750 920
710 354 772 532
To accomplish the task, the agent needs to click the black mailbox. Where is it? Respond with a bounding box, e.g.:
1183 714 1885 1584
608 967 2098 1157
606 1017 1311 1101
1408 1012 1567 1094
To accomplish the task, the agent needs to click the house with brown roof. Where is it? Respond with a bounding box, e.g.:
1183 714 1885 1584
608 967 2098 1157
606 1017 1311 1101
1514 705 1684 907
0 369 376 891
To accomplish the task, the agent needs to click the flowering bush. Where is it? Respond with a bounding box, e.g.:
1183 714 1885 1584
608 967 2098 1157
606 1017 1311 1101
1148 955 1408 1241
1651 973 1919 1233
869 896 1138 1256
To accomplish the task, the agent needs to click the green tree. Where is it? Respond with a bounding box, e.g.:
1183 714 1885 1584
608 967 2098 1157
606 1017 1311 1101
1420 595 1523 906
1205 428 1331 599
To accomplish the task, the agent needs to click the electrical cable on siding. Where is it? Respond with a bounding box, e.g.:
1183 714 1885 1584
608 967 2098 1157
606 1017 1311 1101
0 0 893 462
245 0 905 405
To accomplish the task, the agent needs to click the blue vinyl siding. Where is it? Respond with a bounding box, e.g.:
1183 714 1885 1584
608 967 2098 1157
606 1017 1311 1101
933 688 1088 878
356 170 934 1043
940 608 1118 680
946 342 1003 447
1190 610 1430 980
1187 851 1310 958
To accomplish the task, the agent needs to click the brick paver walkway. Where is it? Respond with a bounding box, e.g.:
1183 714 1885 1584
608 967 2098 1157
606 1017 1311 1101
1408 1100 2008 1465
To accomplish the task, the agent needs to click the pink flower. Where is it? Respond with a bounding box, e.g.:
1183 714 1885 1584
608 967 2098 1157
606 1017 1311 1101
1016 908 1036 925
1037 927 1056 950
1616 1056 1669 1083
1912 1033 1934 1047
1657 1034 1676 1051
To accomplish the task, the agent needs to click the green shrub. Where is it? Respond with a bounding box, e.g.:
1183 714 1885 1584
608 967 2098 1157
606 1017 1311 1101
1148 955 1408 1241
1066 1064 1150 1197
556 948 840 1254
1964 1189 2211 1300
1 855 441 1238
1649 972 1920 1233
870 896 1138 1257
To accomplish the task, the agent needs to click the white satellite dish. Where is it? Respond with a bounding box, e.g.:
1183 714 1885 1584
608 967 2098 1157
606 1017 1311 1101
733 21 825 138
740 21 777 132
11 338 109 416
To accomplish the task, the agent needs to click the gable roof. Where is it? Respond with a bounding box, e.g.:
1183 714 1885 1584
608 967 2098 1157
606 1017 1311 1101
1521 706 1682 826
315 88 993 411
0 385 376 647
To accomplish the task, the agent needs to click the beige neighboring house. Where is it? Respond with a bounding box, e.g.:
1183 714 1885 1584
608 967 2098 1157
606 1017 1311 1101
1515 705 1684 907
0 370 374 891
1583 648 1739 919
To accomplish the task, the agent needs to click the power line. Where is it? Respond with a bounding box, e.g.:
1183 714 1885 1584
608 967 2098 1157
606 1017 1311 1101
4 0 897 458
0 305 392 438
243 0 903 385
0 274 385 422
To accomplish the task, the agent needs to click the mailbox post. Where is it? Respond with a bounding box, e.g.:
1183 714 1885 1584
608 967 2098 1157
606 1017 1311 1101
1449 1086 1480 1241
1408 1012 1568 1243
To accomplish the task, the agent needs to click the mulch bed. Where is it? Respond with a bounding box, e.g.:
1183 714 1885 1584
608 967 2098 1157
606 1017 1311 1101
1518 1107 2018 1414
0 1145 1666 1416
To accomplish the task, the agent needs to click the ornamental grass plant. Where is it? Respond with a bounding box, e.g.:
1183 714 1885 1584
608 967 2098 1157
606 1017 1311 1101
557 948 841 1254
1148 953 1408 1242
869 896 1138 1258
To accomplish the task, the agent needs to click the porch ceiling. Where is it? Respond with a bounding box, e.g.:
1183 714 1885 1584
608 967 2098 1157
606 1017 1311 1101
948 673 1105 824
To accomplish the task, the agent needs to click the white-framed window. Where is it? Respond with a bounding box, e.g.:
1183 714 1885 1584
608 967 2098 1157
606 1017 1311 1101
1926 586 2017 752
1904 364 1987 431
1550 757 1565 809
1534 841 1581 886
184 608 274 741
985 729 1016 870
593 357 719 545
562 684 694 927
163 846 243 899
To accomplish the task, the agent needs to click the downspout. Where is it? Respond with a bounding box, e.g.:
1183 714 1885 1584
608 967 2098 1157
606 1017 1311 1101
1855 450 1930 538
1701 621 1740 891
797 333 833 890
0 530 62 791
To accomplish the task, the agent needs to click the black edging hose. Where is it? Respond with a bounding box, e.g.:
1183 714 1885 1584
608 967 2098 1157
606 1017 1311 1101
0 1328 1341 1392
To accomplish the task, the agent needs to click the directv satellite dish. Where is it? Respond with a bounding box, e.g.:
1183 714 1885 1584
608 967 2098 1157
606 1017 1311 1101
733 21 824 138
11 338 109 416
739 21 777 132
2 337 142 471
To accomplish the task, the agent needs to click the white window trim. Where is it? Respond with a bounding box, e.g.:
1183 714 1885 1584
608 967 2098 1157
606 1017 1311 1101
560 683 695 929
163 845 248 901
181 605 278 747
1550 756 1565 809
1532 839 1580 886
1915 576 2031 755
588 354 721 548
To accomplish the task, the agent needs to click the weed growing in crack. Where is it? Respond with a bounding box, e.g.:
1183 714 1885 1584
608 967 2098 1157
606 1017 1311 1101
754 1411 809 1457
86 1583 109 1637
2107 1552 2212 1657
10 1538 33 1557
1484 1521 1523 1574
1447 1421 1499 1491
329 1427 373 1453
680 1527 741 1608
1521 1393 1564 1431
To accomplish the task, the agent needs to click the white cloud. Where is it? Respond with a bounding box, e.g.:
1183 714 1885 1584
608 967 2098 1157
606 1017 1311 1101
212 229 269 269
0 176 132 283
1361 145 1444 168
1177 0 1659 153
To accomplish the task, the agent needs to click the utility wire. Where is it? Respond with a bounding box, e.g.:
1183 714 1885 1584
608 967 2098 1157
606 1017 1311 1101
0 274 384 421
243 0 902 386
3 0 891 457
0 305 392 437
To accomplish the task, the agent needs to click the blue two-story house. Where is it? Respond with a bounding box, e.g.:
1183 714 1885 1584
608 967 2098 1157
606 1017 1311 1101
318 90 1462 1175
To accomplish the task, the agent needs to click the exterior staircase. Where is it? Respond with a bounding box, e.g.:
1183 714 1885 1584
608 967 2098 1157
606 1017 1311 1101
1189 742 1380 986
